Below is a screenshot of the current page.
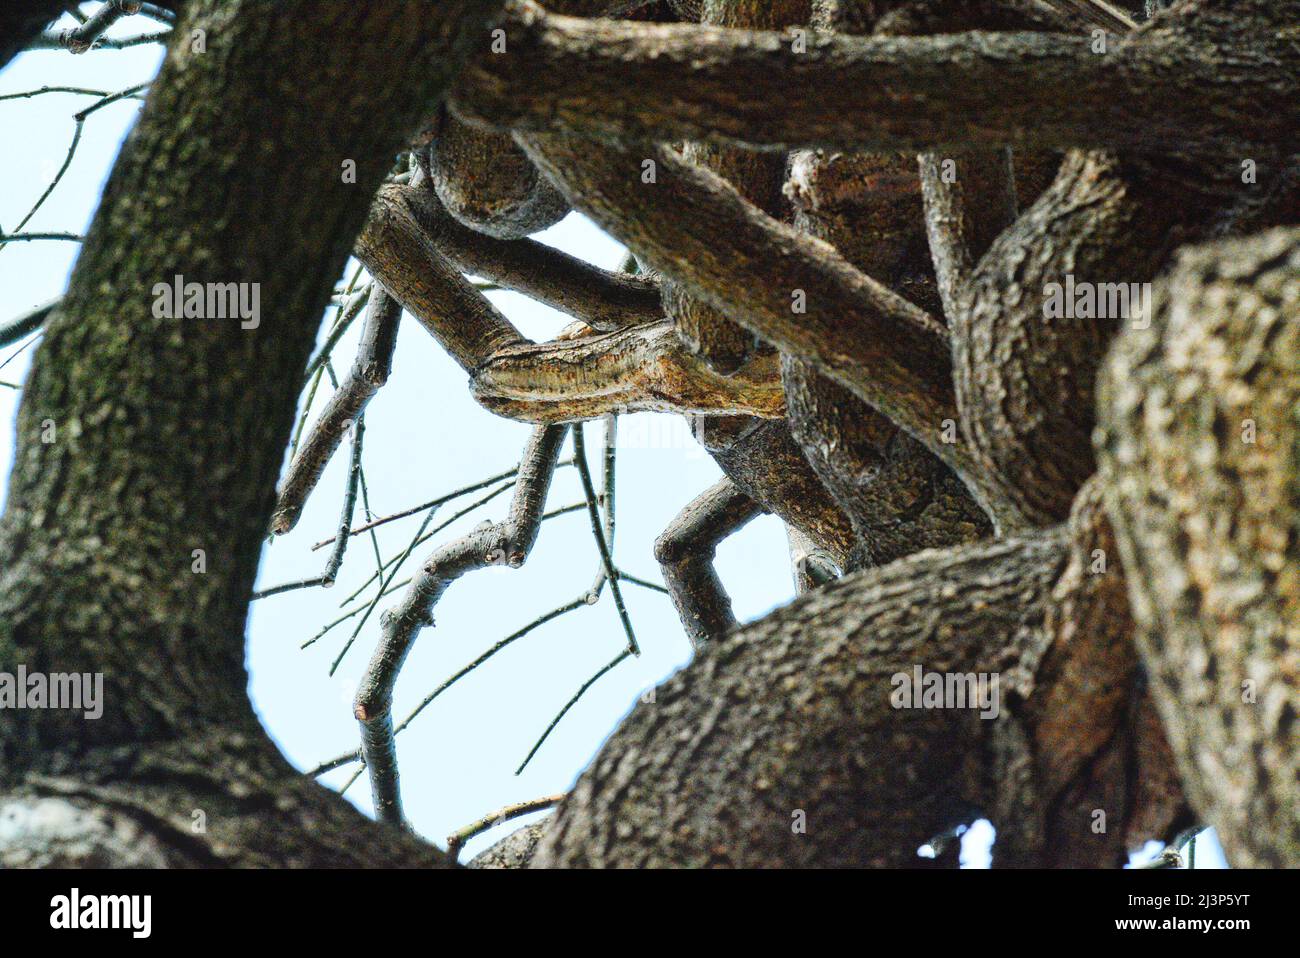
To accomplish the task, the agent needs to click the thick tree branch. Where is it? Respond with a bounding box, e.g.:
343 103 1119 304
517 135 1001 504
455 0 1298 156
659 0 811 374
535 481 1177 866
428 113 569 239
471 320 784 422
950 145 1265 526
373 180 662 332
355 183 527 372
357 182 759 420
0 0 508 867
698 416 856 569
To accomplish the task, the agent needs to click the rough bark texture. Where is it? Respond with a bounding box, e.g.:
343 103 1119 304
428 113 570 240
532 481 1177 867
518 134 981 489
0 0 508 867
1097 226 1300 867
1 0 1293 873
778 2 995 560
698 416 857 568
371 180 662 333
467 820 549 868
456 0 1299 156
952 148 1266 527
663 0 810 374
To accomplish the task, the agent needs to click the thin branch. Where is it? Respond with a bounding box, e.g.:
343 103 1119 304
299 577 411 650
271 287 400 534
0 85 143 102
47 0 133 53
0 231 82 243
311 465 524 550
353 424 567 823
321 417 366 584
0 300 58 349
586 414 617 600
616 571 668 595
654 476 761 646
73 81 149 120
310 589 590 781
573 426 638 655
304 284 371 380
251 420 367 599
33 28 169 52
446 794 564 859
331 480 514 615
515 649 630 775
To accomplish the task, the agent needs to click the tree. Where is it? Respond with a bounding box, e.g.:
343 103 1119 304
0 0 1295 868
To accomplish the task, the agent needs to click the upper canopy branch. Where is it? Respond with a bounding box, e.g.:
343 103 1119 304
453 0 1297 156
472 320 785 422
517 133 1021 517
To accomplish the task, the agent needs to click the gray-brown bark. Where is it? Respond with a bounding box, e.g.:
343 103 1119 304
455 0 1299 157
1097 226 1300 867
356 424 566 824
532 480 1178 867
428 114 570 240
271 288 401 535
2 0 1294 873
374 180 662 333
654 476 762 645
0 0 508 867
698 416 857 568
662 0 810 374
516 134 987 499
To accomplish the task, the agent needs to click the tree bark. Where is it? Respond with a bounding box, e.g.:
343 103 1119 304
532 481 1179 867
456 0 1299 157
1097 226 1300 867
0 0 507 867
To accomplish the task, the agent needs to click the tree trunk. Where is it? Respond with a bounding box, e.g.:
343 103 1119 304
0 0 506 868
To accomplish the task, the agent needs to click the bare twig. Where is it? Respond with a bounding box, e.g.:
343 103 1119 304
446 794 564 859
516 649 630 775
251 419 367 599
0 300 58 350
271 287 400 535
353 424 568 823
573 426 638 655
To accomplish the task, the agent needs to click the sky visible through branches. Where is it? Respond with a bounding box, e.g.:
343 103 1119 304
0 3 1226 868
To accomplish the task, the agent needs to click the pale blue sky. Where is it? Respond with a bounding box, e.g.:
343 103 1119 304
0 4 1224 869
